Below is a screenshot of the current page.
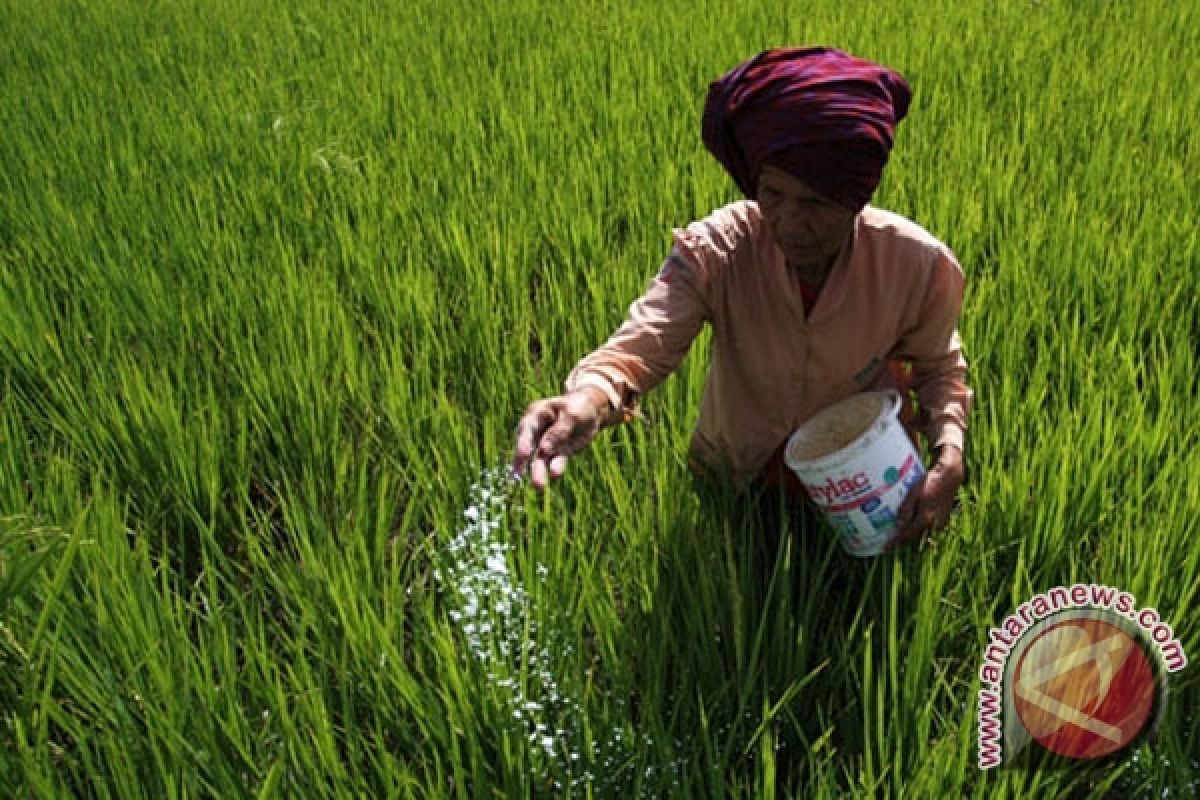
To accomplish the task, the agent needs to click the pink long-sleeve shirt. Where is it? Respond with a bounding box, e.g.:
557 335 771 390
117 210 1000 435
564 200 972 490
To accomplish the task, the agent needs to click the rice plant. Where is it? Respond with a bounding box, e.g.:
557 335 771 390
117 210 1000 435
1 0 1196 796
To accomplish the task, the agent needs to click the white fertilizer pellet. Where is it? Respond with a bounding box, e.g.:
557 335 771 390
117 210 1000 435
434 465 682 793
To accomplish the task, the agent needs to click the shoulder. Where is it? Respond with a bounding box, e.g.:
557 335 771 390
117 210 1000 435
857 206 964 281
858 206 951 257
669 200 763 282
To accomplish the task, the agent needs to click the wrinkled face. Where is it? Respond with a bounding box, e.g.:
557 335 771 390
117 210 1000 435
756 165 858 272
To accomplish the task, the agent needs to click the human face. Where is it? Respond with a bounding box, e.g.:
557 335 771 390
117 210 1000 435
756 165 857 275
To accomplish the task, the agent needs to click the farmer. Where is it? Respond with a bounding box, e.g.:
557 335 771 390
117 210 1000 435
511 47 972 547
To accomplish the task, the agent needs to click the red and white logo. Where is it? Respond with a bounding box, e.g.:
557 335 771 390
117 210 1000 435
976 587 1185 770
1012 617 1157 760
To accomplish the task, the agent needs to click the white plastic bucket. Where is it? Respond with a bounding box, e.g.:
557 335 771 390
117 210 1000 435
784 390 925 557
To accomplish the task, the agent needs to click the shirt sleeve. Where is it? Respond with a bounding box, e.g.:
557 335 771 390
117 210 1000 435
563 248 711 420
892 246 973 453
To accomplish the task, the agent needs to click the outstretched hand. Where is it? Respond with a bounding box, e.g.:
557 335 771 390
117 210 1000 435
887 445 964 550
511 388 611 491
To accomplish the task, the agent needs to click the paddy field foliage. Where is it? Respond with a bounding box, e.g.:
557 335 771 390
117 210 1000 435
1 0 1197 796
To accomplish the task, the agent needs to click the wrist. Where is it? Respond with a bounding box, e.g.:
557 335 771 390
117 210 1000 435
576 386 617 426
934 443 963 471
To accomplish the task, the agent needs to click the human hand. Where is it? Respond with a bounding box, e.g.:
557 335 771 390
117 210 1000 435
887 445 965 550
511 388 611 491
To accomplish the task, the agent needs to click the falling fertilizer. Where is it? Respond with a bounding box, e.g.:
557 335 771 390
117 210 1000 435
434 466 577 763
433 464 677 795
435 464 613 791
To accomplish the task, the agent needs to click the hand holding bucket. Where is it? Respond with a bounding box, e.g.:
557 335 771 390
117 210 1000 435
784 390 925 556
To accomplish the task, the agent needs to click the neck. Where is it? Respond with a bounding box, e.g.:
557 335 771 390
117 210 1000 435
782 229 853 287
789 258 834 287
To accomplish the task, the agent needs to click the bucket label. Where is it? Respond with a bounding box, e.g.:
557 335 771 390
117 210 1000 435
804 471 870 505
805 453 918 513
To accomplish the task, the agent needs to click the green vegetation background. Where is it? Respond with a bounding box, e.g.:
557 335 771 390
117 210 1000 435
1 0 1196 796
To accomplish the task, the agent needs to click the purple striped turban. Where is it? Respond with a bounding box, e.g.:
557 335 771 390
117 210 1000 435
702 47 911 211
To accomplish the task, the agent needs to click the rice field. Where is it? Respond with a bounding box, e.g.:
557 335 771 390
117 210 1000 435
1 0 1197 796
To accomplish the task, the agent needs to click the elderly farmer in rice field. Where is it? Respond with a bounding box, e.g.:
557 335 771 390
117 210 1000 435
512 47 972 547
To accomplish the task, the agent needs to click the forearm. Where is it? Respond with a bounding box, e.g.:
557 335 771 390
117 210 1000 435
563 249 709 424
912 350 971 454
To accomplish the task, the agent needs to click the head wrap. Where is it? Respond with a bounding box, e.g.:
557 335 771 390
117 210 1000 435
701 46 911 211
